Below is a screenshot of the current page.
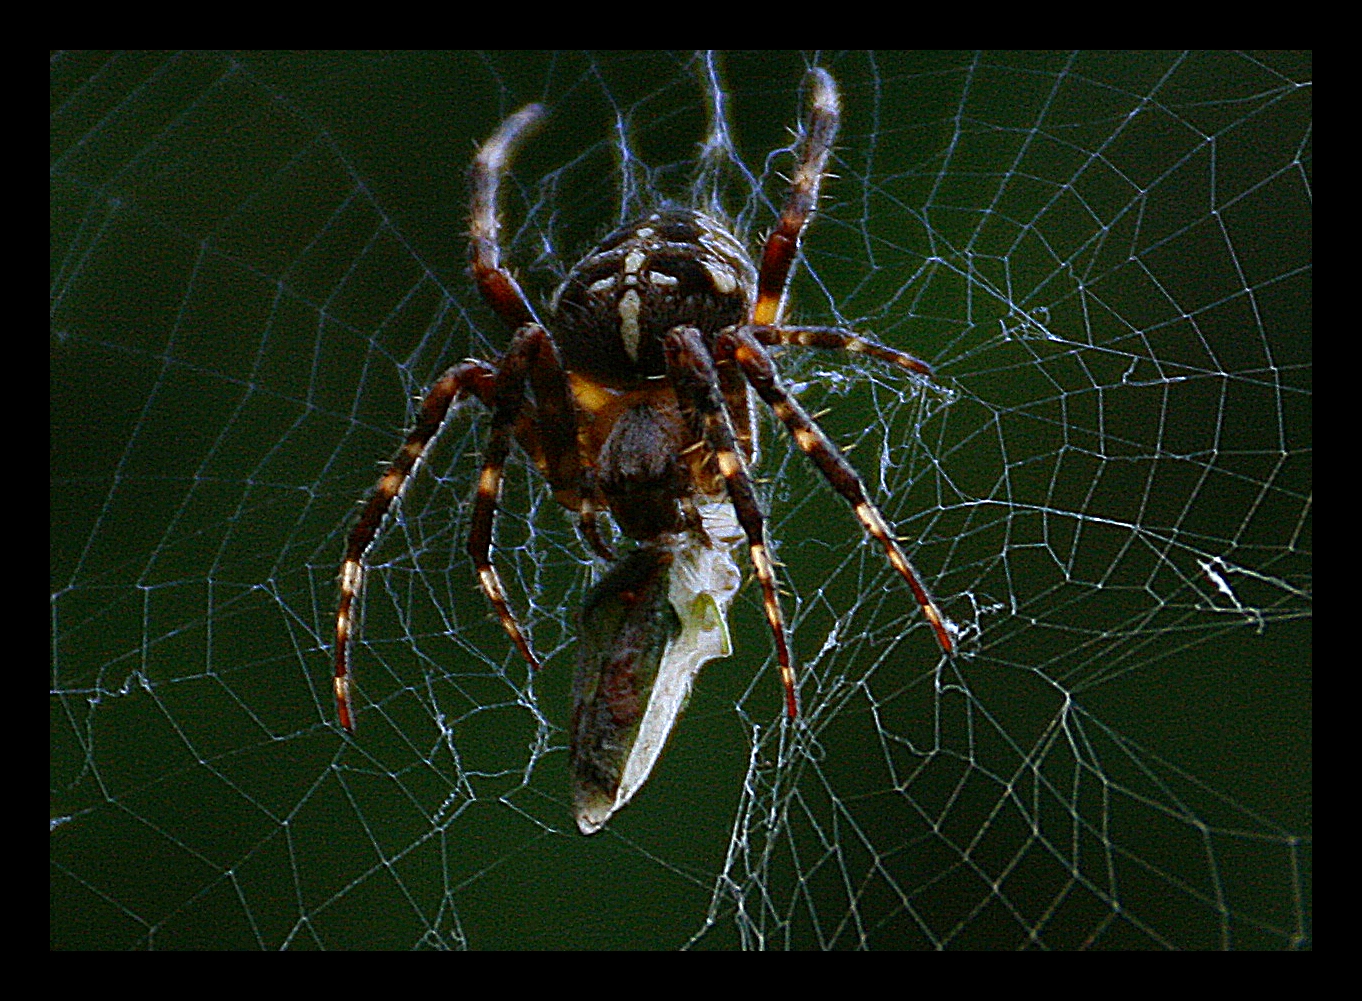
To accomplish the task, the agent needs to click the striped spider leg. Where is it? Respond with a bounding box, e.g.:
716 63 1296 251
708 67 954 716
719 325 955 658
334 108 600 733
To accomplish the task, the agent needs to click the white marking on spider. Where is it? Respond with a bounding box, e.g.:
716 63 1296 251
619 289 642 361
855 501 891 537
793 427 820 453
340 560 363 592
478 466 500 497
703 259 737 294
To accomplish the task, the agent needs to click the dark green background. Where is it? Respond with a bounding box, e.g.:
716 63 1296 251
52 51 1310 949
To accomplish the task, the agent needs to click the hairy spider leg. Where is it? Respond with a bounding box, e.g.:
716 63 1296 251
714 357 758 465
664 327 799 718
470 103 545 332
334 360 499 733
740 68 955 659
721 327 955 655
754 325 936 379
469 101 612 562
334 331 598 731
466 324 588 678
747 71 937 388
753 67 839 328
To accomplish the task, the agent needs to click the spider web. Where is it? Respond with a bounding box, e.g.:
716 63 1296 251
51 51 1311 950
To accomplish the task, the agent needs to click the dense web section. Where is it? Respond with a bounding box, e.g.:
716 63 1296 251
51 51 1311 949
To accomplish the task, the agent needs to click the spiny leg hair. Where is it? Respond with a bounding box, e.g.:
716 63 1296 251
753 67 839 328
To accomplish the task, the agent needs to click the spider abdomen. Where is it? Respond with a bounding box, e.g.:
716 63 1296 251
550 209 756 384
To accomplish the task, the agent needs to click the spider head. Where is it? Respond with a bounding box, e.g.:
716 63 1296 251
549 209 757 384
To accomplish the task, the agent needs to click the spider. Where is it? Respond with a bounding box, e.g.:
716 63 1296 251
333 68 954 733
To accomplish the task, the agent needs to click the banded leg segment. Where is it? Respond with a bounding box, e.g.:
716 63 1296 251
470 104 545 332
751 324 936 378
753 67 840 327
715 355 759 465
664 326 799 718
335 360 499 733
720 327 955 656
466 324 571 678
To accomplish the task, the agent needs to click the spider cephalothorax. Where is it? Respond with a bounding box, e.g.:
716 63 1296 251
546 209 759 542
333 68 954 733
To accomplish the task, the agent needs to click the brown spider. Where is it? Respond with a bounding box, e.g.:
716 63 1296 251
333 68 954 733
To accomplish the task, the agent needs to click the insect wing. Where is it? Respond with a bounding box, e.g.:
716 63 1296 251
616 507 744 811
571 504 744 834
571 545 678 834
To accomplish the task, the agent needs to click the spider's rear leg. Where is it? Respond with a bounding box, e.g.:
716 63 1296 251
468 324 592 676
720 326 956 656
335 359 499 734
664 326 799 719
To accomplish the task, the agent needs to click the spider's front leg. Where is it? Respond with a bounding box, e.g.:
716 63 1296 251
470 103 545 333
753 66 839 328
664 326 799 718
